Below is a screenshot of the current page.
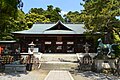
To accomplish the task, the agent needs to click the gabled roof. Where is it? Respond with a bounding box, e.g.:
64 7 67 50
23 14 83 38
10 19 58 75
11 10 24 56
12 21 86 35
45 20 73 31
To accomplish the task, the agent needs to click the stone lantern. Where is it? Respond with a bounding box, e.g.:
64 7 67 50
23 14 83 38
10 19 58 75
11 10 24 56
27 41 35 71
28 41 35 54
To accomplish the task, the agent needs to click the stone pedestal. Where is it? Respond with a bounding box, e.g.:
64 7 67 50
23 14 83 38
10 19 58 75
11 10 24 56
94 59 116 72
5 64 26 72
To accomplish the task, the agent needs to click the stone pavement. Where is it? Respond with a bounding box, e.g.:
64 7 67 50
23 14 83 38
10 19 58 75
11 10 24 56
0 70 120 80
44 70 74 80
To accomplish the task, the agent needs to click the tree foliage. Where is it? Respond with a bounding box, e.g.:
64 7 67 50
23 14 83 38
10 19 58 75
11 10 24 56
80 0 120 57
0 0 27 40
27 5 64 24
26 13 50 24
29 8 44 15
1 0 120 45
64 11 82 23
80 0 120 43
0 4 65 40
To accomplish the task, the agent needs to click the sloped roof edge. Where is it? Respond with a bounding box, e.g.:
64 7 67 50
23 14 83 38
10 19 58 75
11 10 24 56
12 20 85 34
45 20 73 31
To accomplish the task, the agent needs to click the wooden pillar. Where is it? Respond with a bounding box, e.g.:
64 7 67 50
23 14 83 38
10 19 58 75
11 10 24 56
41 40 45 53
19 39 23 53
74 37 77 53
51 41 54 53
63 41 67 53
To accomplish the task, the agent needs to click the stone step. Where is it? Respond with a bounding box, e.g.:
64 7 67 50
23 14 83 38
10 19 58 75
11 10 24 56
41 54 78 62
40 62 78 70
40 54 78 70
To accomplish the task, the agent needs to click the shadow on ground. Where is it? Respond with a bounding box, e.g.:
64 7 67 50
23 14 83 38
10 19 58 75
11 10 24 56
0 71 28 77
77 71 119 80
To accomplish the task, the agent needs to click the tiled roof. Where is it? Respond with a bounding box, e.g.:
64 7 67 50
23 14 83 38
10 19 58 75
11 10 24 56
12 21 85 34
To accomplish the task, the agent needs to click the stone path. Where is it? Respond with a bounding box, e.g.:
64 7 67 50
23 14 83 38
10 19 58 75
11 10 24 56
0 70 120 80
44 70 74 80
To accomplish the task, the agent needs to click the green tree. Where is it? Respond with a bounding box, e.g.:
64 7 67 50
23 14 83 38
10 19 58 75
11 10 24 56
25 13 50 25
55 7 61 13
0 0 25 40
45 5 63 22
80 0 120 43
47 5 54 11
28 8 44 15
27 5 64 23
64 11 82 23
1 10 27 40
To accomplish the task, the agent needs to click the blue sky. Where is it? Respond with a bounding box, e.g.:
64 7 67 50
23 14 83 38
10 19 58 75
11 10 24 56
22 0 84 14
22 0 120 19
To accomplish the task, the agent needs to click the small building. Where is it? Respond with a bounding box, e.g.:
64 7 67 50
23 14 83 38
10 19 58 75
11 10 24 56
12 21 97 53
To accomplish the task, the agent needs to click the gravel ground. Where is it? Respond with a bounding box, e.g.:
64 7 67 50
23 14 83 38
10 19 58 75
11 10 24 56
72 71 120 80
0 70 120 80
0 69 49 80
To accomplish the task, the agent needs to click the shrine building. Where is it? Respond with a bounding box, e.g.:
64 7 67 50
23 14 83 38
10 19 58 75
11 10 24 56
12 21 98 53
